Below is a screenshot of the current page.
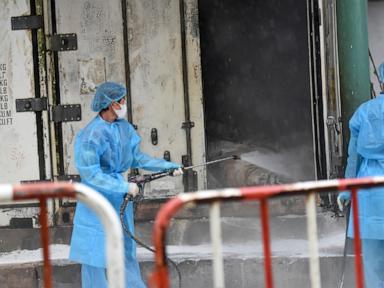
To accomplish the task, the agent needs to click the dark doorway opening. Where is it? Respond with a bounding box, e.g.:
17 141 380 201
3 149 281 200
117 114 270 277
198 0 319 187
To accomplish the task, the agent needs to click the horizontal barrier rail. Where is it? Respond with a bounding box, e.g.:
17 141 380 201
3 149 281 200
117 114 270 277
0 182 125 288
150 176 384 288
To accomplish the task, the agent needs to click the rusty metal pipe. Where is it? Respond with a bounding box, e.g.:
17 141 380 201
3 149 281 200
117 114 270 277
39 198 53 288
351 188 364 288
260 199 273 288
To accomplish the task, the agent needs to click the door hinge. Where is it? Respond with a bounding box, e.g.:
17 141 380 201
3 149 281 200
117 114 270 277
15 99 81 123
50 34 78 52
51 104 82 123
16 97 48 112
11 15 43 30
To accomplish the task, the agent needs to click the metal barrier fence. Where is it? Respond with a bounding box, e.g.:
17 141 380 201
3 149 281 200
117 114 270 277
150 176 384 288
0 182 125 288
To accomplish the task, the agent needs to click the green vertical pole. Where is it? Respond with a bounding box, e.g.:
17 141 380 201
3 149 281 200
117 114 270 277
336 0 370 144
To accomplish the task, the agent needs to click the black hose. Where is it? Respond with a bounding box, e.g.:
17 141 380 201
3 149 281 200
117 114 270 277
120 195 182 288
338 203 351 288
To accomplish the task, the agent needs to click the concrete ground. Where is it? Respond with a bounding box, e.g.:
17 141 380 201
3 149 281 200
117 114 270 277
0 238 356 288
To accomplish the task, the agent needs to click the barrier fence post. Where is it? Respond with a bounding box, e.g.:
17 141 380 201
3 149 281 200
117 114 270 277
260 198 273 288
351 188 364 288
39 198 53 288
306 192 321 288
209 201 225 288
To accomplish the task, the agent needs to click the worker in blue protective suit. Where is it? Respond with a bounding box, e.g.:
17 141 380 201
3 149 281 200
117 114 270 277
338 90 384 287
69 81 183 288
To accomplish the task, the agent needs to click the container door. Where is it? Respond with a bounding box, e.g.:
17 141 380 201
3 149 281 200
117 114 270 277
54 0 126 180
314 0 343 210
0 0 51 227
127 0 206 196
311 0 343 181
54 0 206 200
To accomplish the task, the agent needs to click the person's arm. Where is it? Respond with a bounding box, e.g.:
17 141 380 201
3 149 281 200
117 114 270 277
344 135 361 179
338 108 362 207
345 106 363 179
130 130 181 171
75 139 129 196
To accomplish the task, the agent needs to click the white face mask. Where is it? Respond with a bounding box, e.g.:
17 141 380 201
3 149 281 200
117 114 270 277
113 103 127 119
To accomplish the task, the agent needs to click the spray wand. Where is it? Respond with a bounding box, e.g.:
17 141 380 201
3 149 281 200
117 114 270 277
127 154 239 193
183 155 239 170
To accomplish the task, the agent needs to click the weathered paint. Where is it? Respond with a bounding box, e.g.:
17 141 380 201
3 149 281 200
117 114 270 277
322 0 343 179
184 0 207 190
128 0 206 196
0 1 40 184
54 0 126 177
42 0 59 185
0 1 53 227
127 0 186 196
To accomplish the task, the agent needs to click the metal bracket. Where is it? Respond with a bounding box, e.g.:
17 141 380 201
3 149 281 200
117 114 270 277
16 98 48 112
51 34 78 51
52 104 81 123
11 15 43 30
182 155 191 167
182 121 195 129
182 155 198 192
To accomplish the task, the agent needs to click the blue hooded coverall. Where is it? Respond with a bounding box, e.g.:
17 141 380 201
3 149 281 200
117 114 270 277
69 82 180 287
341 93 384 287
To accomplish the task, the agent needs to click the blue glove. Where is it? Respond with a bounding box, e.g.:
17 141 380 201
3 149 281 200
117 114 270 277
337 192 351 211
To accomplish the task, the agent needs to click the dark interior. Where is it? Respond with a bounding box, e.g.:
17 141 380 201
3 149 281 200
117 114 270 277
198 0 316 184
